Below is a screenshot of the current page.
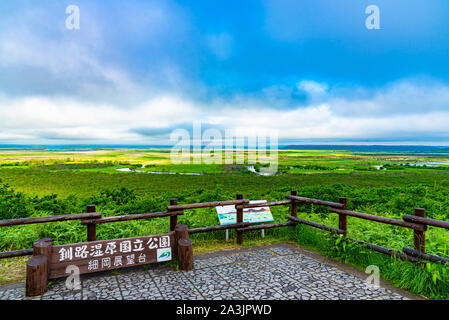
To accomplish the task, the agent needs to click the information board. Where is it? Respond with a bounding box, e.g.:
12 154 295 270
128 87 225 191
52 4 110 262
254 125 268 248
216 200 274 225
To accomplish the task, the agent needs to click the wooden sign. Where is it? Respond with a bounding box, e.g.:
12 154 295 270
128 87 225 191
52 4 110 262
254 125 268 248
48 232 174 279
25 225 193 297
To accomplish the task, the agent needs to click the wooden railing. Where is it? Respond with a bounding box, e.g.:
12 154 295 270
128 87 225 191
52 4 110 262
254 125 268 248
0 204 183 259
1 190 448 265
0 210 101 259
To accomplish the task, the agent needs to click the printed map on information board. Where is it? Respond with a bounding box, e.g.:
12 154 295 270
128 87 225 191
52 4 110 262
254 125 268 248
216 200 274 225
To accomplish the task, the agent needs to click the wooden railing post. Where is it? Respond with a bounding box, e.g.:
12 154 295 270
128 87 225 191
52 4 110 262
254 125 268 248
86 204 97 242
26 238 53 297
175 224 189 242
175 224 193 270
236 193 244 245
26 256 47 297
338 197 347 236
290 190 297 218
413 208 426 253
169 198 179 231
33 238 53 277
174 224 188 259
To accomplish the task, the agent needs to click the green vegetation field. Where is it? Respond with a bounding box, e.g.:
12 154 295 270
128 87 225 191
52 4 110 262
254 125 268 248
0 148 448 299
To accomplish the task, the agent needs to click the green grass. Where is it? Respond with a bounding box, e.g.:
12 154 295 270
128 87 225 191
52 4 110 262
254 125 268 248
2 166 449 198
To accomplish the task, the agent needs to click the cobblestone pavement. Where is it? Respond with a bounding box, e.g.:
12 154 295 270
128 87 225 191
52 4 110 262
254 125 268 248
0 244 412 300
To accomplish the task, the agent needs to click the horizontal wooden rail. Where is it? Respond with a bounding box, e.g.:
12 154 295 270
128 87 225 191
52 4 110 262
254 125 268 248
285 215 345 235
347 238 418 262
0 212 102 227
403 247 449 264
330 208 426 231
236 200 292 210
237 221 295 232
285 195 344 209
168 199 250 211
0 248 34 259
80 211 184 225
188 222 250 234
403 215 449 230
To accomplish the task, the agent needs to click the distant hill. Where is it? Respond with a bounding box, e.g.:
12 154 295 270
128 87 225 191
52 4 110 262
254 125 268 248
280 145 449 154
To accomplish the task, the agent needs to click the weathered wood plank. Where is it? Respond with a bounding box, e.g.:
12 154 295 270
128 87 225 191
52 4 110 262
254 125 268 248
167 199 249 211
169 199 179 231
403 214 449 230
346 238 418 262
338 197 348 236
403 247 449 264
49 232 174 279
0 212 101 227
26 255 47 297
413 208 426 253
285 215 344 234
330 208 426 231
235 200 292 210
285 195 344 209
80 211 183 225
0 248 33 259
178 238 193 271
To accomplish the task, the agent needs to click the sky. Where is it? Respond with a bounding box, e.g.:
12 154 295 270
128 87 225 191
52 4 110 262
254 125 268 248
0 0 449 145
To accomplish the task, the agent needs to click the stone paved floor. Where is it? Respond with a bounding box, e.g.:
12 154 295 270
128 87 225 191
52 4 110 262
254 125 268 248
0 243 412 300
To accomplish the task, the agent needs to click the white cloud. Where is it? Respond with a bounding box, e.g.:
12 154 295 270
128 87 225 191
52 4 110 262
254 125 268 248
297 80 328 96
1 84 449 144
330 79 449 117
2 75 449 144
0 95 198 143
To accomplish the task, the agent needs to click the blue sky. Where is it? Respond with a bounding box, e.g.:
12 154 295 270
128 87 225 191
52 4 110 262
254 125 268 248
0 0 449 145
